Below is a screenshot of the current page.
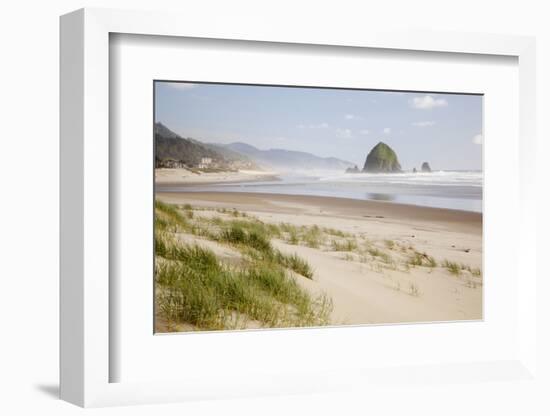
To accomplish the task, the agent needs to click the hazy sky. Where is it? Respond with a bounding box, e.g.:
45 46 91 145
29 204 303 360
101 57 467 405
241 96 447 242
155 81 483 170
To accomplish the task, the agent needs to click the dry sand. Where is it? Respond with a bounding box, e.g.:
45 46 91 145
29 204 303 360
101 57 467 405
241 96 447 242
156 191 483 325
155 168 279 185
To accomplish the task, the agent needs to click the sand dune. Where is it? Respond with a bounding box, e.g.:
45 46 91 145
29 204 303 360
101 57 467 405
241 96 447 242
156 192 482 327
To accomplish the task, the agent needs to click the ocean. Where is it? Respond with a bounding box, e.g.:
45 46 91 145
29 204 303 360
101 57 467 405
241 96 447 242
163 170 483 213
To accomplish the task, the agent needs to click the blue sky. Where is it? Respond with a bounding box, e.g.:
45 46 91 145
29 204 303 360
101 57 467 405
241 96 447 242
155 81 483 170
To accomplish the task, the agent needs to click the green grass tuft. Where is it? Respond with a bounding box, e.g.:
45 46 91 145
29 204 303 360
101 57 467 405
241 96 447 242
442 259 461 275
408 251 437 268
441 260 481 277
155 200 189 232
384 239 395 249
301 225 322 248
365 246 394 265
156 241 330 330
154 201 329 331
331 239 357 252
322 227 351 238
288 229 300 245
218 221 273 252
274 252 314 279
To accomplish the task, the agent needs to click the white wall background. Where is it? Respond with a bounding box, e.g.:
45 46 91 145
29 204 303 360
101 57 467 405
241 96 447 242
0 1 548 415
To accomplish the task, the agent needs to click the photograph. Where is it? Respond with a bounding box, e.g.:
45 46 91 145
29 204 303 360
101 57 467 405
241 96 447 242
153 81 483 333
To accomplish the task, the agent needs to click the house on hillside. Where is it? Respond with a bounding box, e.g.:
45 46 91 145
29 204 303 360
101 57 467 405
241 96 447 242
157 158 187 169
198 157 212 169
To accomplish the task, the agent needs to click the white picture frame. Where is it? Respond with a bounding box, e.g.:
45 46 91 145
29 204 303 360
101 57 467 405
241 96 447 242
60 7 538 408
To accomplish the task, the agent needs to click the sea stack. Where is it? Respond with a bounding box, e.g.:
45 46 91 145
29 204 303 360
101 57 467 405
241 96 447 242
345 165 360 173
362 142 402 173
421 162 432 172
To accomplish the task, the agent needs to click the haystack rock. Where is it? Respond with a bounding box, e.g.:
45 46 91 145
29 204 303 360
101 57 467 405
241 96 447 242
362 142 402 173
421 162 432 172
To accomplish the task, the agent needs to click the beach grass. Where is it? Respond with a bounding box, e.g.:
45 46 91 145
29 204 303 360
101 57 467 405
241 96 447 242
363 245 393 265
471 267 482 277
331 239 357 252
279 223 324 248
156 237 330 330
384 239 396 250
441 259 462 275
218 221 273 252
408 251 437 268
323 227 351 238
302 225 322 248
441 259 482 277
287 228 300 245
155 201 330 330
213 218 313 278
155 199 190 232
274 252 314 279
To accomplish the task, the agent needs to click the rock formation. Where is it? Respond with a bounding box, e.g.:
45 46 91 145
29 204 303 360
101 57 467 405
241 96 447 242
346 165 360 173
421 162 432 172
362 142 402 173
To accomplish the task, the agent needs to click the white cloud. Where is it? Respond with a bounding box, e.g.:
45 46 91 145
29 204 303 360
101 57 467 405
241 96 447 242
472 133 483 145
359 129 370 135
345 114 365 120
165 82 197 91
410 95 448 110
298 122 329 129
383 127 391 135
412 121 436 127
335 128 353 139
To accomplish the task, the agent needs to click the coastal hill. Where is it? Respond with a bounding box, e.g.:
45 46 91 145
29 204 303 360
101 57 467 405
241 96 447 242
225 142 354 171
155 123 254 170
155 122 354 172
155 122 222 167
362 142 402 173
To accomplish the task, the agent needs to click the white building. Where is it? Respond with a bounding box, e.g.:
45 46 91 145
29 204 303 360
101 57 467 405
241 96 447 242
198 157 212 169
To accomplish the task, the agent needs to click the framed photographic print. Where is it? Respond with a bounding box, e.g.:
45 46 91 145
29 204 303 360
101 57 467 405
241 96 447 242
60 8 538 408
153 81 483 334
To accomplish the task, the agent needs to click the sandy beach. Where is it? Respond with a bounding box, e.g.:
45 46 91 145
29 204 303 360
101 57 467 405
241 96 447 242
155 168 279 186
156 190 482 329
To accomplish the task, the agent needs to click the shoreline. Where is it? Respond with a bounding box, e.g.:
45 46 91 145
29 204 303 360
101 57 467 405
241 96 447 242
156 191 482 233
155 169 482 214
